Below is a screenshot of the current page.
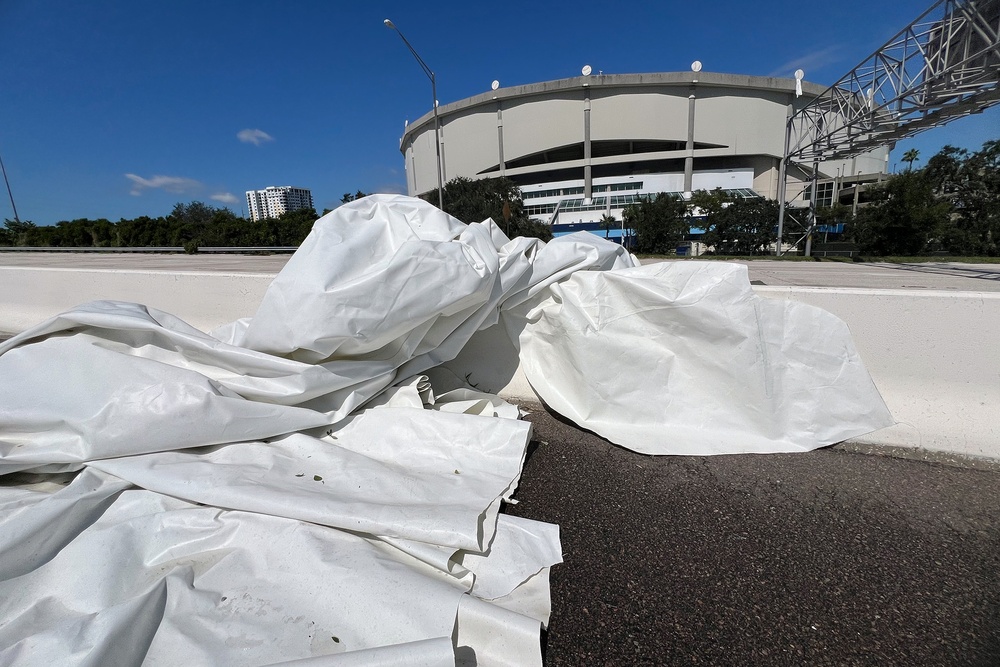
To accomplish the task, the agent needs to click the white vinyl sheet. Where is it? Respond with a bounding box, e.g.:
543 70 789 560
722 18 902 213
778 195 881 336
509 260 893 454
0 193 893 664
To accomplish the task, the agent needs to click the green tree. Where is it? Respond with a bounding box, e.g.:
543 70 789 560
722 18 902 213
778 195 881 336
0 220 14 245
933 140 1000 256
624 193 688 255
167 201 218 248
436 176 520 225
961 140 1000 255
688 188 732 251
688 188 731 220
599 214 617 239
2 218 39 246
703 198 781 255
341 190 370 204
44 218 114 247
90 218 114 247
275 207 319 246
901 148 920 172
431 176 552 240
814 203 852 240
847 171 950 255
113 215 170 247
924 145 968 197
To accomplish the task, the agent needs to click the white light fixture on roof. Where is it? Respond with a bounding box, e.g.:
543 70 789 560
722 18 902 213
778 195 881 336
794 69 805 98
491 80 499 91
691 60 702 73
581 65 592 76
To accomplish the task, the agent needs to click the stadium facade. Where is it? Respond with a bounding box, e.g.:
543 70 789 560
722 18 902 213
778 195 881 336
399 71 891 241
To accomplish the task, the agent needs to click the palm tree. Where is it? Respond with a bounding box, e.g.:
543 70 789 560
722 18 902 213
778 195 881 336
902 149 920 172
599 214 617 240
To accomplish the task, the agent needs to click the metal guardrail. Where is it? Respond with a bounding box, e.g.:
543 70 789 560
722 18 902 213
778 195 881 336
0 246 299 254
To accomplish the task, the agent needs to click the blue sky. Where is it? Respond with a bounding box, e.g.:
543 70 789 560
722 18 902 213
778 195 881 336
1 0 996 225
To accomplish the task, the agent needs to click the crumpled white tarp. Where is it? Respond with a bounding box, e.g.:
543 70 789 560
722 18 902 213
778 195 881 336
0 468 557 666
0 193 891 665
509 260 893 454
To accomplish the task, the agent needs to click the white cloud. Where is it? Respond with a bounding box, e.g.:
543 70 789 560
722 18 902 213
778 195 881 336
237 128 275 146
211 192 238 204
768 45 843 78
374 182 407 195
125 173 202 196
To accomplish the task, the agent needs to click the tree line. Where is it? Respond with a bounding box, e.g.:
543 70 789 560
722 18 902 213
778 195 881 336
622 190 782 256
620 139 998 257
4 141 995 257
849 140 999 256
0 202 323 253
1 178 553 252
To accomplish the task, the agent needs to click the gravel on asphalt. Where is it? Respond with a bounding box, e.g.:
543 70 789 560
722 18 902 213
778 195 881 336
508 405 1000 667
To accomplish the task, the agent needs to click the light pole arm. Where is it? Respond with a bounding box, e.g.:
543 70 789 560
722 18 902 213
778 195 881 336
0 149 20 224
385 19 444 209
387 23 435 86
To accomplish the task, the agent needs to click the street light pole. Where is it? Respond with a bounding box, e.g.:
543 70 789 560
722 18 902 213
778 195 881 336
384 19 444 210
0 148 20 224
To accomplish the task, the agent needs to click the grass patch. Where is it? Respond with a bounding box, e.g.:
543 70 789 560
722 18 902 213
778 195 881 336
636 254 1000 264
635 254 818 261
858 256 1000 264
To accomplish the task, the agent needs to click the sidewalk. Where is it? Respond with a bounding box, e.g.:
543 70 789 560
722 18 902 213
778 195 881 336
511 406 1000 666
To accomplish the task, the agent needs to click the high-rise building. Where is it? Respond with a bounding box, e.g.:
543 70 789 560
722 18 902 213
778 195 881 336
245 186 314 221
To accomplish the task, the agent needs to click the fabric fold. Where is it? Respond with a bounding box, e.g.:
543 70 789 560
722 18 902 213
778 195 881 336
0 193 894 665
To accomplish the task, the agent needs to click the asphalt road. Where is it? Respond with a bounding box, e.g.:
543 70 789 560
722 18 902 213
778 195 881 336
510 406 1000 667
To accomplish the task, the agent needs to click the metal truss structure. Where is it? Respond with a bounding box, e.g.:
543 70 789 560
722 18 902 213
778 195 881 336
777 0 1000 255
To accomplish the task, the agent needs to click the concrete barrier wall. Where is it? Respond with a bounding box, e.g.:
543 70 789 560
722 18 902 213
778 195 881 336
2 267 997 460
754 287 1000 461
0 267 273 334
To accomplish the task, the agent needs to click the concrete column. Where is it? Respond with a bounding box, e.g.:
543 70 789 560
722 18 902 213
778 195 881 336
584 88 592 199
684 90 696 193
406 143 417 196
438 123 446 184
497 103 505 177
775 106 793 255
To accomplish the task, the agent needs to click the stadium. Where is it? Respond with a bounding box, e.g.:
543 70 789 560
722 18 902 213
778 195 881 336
399 71 891 243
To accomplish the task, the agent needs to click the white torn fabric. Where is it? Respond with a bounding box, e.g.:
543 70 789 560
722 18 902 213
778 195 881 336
90 409 532 551
455 596 545 667
462 515 562 606
0 470 555 667
0 333 331 475
0 193 892 664
0 299 403 423
261 638 457 666
433 388 522 420
239 196 504 365
509 261 893 454
0 479 470 666
0 469 132 581
364 374 435 410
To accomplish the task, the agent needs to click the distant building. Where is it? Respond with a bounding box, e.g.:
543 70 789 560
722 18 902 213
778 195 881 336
245 186 314 221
